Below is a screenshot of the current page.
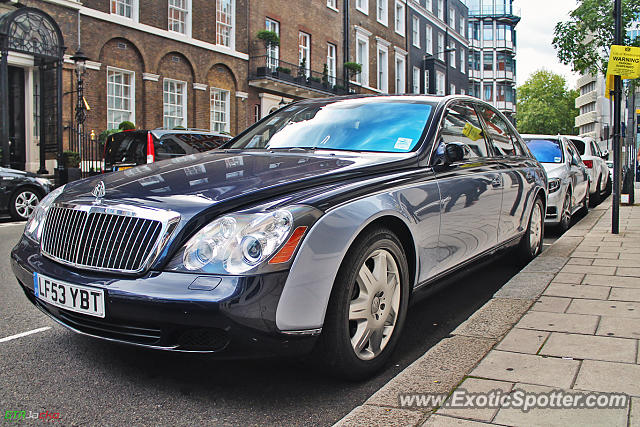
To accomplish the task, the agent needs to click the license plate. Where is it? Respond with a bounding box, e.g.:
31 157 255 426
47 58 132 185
34 273 105 318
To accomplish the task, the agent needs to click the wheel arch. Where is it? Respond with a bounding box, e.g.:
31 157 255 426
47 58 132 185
275 197 421 332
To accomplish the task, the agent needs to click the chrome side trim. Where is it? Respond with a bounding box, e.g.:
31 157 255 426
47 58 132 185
280 328 322 336
41 203 181 275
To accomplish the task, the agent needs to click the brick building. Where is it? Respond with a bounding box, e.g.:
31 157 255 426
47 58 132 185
0 0 249 174
407 0 469 96
0 0 472 176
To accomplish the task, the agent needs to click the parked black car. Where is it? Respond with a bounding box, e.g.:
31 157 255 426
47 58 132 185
12 95 547 379
104 129 231 172
0 167 53 220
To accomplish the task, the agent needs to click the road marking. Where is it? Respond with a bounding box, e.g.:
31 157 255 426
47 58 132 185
0 327 51 343
0 221 25 227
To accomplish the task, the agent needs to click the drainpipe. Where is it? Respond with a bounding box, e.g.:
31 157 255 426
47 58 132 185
344 0 349 91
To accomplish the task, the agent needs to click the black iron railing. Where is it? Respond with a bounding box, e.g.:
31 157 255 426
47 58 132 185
67 126 103 179
249 55 357 96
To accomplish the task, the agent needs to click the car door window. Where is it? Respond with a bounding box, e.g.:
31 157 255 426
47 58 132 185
566 141 581 165
570 139 586 156
477 105 518 156
438 103 490 159
155 135 187 160
591 141 601 157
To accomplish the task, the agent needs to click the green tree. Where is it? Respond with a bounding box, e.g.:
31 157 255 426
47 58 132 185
553 0 640 76
516 70 579 135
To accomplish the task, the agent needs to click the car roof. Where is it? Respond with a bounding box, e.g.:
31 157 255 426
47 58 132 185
520 134 563 141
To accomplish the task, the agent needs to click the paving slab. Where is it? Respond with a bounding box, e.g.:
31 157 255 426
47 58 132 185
609 287 640 302
470 350 579 389
593 258 640 267
365 335 496 410
421 414 494 426
583 274 640 289
493 273 555 300
570 251 617 259
543 283 610 300
451 298 533 339
617 268 640 277
596 316 640 339
567 299 640 319
574 360 640 396
516 311 599 334
561 265 617 275
495 328 549 354
437 378 513 422
551 273 584 284
539 332 637 363
567 258 594 266
493 383 629 427
335 405 425 427
530 296 571 313
631 397 640 427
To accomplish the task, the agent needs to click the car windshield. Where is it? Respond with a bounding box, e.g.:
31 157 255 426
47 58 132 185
228 98 435 153
524 138 564 163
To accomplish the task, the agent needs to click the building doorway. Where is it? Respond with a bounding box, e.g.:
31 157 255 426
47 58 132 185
8 66 26 170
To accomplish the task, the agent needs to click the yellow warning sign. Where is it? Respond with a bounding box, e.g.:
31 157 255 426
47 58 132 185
608 45 640 78
462 122 483 141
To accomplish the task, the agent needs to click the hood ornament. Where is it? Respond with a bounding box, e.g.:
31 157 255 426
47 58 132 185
91 181 106 203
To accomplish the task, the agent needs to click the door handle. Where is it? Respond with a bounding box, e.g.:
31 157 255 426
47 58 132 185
491 176 502 188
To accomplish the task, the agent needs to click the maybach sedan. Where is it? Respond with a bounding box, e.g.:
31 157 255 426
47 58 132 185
12 95 547 379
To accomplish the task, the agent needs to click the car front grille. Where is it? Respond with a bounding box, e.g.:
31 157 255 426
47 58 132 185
41 204 178 274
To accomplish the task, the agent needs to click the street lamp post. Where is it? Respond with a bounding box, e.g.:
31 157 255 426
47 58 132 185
70 49 89 180
423 47 455 95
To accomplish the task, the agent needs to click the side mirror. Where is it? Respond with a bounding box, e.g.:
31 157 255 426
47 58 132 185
601 150 609 160
444 142 466 165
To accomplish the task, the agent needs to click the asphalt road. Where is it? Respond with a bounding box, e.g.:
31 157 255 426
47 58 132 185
0 219 563 426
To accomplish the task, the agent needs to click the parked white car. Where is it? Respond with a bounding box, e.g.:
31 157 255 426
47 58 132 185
522 135 590 232
564 135 611 205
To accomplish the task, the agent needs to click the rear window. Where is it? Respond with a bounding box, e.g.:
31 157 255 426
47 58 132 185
570 139 585 155
154 133 229 160
524 138 564 163
104 132 147 165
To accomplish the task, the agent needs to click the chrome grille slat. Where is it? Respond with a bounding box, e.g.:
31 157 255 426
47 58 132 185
41 205 170 274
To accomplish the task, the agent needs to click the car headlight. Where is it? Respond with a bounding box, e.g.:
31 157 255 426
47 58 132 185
167 206 321 275
24 185 65 243
548 178 561 193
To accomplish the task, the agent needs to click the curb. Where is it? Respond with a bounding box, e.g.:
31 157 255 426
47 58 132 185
334 200 610 427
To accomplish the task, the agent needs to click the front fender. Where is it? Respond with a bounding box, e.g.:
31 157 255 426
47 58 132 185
275 194 420 332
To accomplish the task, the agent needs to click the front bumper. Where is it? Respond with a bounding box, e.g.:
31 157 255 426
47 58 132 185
544 187 565 225
10 236 317 357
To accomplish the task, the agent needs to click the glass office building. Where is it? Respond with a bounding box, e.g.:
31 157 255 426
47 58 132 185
464 0 519 122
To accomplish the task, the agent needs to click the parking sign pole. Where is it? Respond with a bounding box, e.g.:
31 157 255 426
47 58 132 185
612 0 622 234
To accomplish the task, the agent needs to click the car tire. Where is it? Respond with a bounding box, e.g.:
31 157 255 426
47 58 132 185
315 227 410 380
590 177 601 207
580 185 589 215
516 197 545 263
558 189 572 233
9 188 41 221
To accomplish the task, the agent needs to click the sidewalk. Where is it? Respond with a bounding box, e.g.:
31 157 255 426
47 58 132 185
337 191 640 427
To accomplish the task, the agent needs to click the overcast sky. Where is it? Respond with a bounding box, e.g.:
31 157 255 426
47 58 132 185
513 0 580 89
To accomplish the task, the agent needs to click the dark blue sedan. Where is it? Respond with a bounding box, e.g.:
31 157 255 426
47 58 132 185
11 95 546 379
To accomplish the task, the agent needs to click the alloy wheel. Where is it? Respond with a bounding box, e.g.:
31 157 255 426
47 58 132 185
529 202 543 254
15 191 39 219
348 249 401 361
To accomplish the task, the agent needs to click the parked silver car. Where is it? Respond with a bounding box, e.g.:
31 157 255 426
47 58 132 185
522 135 590 231
564 135 611 205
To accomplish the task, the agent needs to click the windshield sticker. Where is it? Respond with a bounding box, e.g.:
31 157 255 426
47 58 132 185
462 122 483 141
554 157 562 162
394 138 413 150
